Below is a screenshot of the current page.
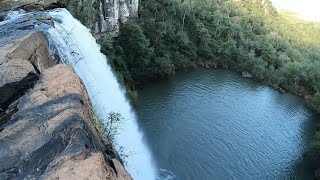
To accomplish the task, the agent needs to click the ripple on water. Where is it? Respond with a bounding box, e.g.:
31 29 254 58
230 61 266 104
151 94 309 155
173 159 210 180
135 69 318 180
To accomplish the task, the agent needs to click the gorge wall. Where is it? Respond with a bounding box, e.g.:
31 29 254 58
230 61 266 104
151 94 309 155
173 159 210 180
58 0 138 37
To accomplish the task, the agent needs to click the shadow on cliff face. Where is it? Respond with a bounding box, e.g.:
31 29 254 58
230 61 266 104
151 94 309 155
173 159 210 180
0 93 95 179
0 72 38 121
0 28 71 178
0 31 56 128
0 64 131 179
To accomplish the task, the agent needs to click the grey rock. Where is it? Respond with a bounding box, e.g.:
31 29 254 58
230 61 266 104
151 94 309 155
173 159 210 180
242 71 253 79
0 59 37 110
0 64 132 180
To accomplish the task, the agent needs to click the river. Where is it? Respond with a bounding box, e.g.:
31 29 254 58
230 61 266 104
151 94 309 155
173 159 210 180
134 69 318 180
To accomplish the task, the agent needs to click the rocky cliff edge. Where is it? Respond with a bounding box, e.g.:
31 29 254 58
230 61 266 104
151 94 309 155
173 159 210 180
0 0 139 37
0 30 132 179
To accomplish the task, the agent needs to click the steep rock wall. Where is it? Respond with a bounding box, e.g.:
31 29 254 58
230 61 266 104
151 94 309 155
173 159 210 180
61 0 138 37
0 31 132 180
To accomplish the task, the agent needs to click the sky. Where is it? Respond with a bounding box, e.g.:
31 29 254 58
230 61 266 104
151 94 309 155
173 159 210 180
270 0 320 22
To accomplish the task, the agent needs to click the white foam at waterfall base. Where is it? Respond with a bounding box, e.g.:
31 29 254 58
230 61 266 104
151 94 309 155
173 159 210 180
47 8 157 180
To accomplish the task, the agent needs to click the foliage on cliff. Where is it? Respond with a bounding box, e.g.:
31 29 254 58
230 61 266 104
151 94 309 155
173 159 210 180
56 0 96 28
99 0 320 170
99 0 320 166
101 0 320 101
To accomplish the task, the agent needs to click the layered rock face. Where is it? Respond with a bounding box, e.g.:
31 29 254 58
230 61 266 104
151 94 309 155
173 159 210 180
60 0 139 37
0 31 131 179
95 0 139 36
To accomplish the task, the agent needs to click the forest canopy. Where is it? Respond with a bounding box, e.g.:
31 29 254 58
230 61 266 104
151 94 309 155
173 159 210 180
99 0 320 107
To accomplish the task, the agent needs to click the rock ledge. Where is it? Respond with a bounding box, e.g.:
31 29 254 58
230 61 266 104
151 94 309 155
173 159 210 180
0 31 131 179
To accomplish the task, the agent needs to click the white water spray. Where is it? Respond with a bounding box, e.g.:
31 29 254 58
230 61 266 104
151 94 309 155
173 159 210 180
46 9 157 180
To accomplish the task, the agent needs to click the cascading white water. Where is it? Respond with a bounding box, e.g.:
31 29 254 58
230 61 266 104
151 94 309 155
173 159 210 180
46 8 157 180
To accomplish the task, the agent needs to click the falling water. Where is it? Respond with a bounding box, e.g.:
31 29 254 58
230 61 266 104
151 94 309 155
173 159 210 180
46 8 157 180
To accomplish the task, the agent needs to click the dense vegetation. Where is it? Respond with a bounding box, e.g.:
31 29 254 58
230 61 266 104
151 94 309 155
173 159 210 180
98 0 320 168
100 0 320 104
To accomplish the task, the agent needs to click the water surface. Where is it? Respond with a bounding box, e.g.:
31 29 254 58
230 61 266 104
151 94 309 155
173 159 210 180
135 69 318 180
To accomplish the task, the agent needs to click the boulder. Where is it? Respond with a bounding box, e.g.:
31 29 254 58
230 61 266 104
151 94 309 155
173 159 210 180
1 32 56 72
0 64 132 180
0 59 36 85
0 31 57 122
242 71 253 79
0 59 37 110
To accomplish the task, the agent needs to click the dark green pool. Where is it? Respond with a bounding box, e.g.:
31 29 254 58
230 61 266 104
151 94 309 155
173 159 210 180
134 69 318 180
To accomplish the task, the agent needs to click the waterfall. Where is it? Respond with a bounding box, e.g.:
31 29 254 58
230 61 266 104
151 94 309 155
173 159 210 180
46 9 157 180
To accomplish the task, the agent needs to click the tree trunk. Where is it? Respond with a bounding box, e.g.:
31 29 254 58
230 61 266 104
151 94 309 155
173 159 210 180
182 12 186 31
